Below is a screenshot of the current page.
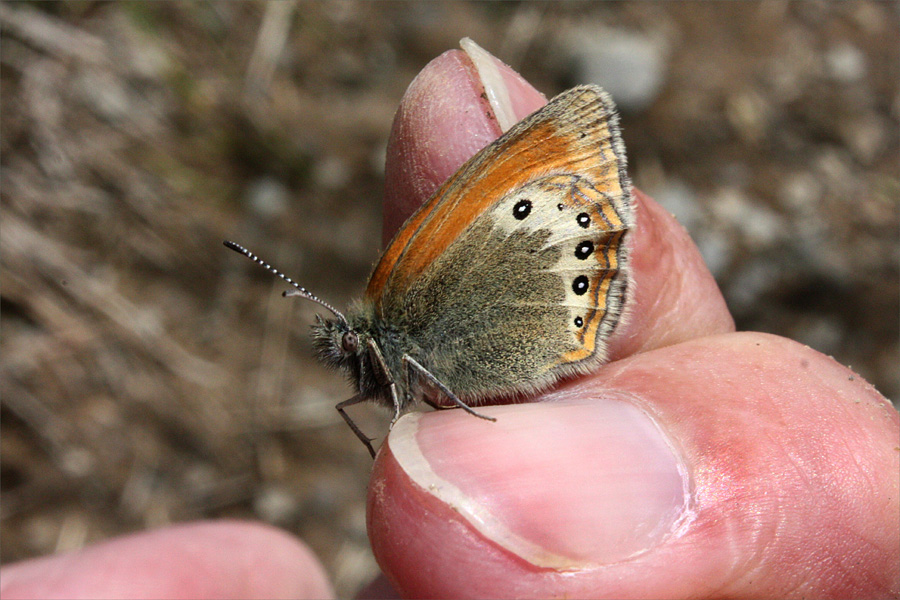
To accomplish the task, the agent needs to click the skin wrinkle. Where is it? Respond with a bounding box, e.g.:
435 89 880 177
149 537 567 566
818 524 883 597
725 490 783 594
839 433 878 503
662 240 699 328
632 216 675 340
672 265 705 329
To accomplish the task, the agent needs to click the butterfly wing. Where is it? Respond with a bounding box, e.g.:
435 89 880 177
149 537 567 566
366 86 633 399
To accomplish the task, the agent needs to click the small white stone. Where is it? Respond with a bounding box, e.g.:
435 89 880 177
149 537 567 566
824 43 867 83
246 176 289 219
564 28 667 113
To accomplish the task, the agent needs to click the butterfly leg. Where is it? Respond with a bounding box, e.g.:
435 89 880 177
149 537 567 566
367 340 402 426
402 355 497 422
335 394 377 458
417 389 463 412
421 397 456 411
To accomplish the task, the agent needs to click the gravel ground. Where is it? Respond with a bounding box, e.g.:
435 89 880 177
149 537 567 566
1 2 897 595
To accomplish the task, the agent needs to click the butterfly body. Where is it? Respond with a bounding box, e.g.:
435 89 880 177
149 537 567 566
227 85 633 457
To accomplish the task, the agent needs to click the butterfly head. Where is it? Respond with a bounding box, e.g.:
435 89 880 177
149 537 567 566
311 309 391 401
312 314 363 370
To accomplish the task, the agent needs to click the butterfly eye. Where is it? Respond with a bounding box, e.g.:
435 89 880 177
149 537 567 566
341 331 359 354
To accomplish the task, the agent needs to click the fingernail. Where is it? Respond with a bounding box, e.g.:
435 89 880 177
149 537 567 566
388 397 690 569
460 37 517 132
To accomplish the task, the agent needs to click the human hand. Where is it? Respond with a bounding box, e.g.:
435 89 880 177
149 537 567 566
0 521 333 599
367 41 900 598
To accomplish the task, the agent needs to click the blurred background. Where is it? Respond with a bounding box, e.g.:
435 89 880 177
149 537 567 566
1 1 897 595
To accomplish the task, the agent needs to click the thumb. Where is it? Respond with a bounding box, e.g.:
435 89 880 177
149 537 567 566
369 333 899 598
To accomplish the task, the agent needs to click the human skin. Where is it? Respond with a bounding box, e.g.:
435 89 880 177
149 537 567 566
2 44 898 600
0 521 333 599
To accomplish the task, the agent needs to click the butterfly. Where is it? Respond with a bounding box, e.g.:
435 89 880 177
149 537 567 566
225 84 634 458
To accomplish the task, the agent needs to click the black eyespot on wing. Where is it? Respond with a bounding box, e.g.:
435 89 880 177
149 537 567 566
574 316 584 328
577 213 591 228
572 275 589 295
575 241 594 260
513 199 532 220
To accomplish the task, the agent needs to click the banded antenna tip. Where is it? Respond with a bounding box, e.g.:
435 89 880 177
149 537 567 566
223 240 348 324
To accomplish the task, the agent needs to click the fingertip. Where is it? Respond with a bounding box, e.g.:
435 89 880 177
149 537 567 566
382 42 544 243
0 521 334 600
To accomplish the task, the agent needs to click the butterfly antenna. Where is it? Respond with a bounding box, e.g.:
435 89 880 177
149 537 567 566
223 241 348 324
